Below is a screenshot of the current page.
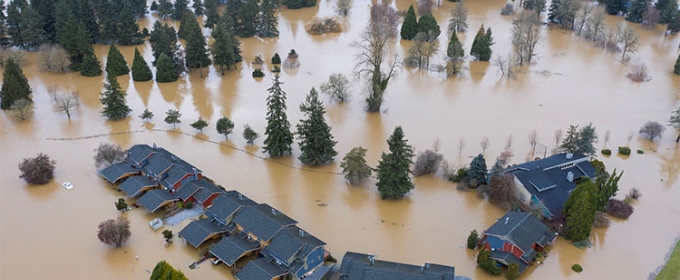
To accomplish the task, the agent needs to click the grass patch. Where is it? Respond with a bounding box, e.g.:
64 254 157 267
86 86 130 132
657 240 680 280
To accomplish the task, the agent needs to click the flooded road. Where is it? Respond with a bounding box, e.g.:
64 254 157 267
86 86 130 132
1 0 680 279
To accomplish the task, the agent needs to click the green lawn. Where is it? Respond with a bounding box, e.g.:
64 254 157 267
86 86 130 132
657 240 680 280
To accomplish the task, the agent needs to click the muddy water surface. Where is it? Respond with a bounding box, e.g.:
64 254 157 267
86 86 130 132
2 0 680 279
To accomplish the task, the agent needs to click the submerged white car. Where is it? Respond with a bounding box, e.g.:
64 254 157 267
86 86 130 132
62 182 73 190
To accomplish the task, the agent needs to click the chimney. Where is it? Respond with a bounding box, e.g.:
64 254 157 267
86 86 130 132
567 171 574 182
153 143 157 149
421 262 430 272
271 208 277 215
505 217 509 225
299 229 305 237
171 155 177 161
566 153 573 159
238 193 244 200
193 168 198 180
367 254 376 265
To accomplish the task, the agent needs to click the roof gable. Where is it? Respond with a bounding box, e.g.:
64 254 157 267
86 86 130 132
236 258 286 280
127 144 155 165
209 235 259 266
98 162 138 183
137 190 178 212
178 219 224 247
118 175 157 197
233 204 297 242
484 212 556 254
339 252 456 280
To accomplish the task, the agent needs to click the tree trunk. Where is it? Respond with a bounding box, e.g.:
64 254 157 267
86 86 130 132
676 132 680 142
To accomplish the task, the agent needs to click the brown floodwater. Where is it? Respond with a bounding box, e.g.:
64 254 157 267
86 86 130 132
2 0 680 279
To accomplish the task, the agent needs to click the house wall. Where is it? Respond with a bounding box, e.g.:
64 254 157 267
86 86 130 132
513 177 531 205
485 235 505 251
174 173 195 190
296 246 325 278
503 243 524 260
529 195 552 218
203 193 219 208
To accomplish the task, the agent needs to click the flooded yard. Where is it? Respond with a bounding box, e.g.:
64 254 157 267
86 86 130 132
1 0 680 279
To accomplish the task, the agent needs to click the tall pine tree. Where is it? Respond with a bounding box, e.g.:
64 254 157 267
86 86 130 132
172 0 189 20
560 125 580 154
563 180 597 242
80 52 103 76
219 14 243 63
203 0 220 28
296 87 337 165
470 25 491 61
0 58 32 109
117 5 143 45
149 20 179 65
376 126 415 199
157 0 173 19
211 21 237 74
447 30 464 62
6 0 28 48
256 0 278 37
626 0 648 23
60 17 93 71
236 0 258 37
0 0 7 46
401 4 418 40
193 0 204 16
105 44 130 76
156 53 178 82
263 75 293 158
183 12 211 76
674 52 680 75
100 74 131 120
131 47 153 81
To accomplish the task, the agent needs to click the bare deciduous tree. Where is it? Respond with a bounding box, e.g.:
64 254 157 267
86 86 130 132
627 131 634 145
641 4 660 30
355 1 400 112
320 73 351 103
512 12 541 65
601 23 623 53
52 91 81 120
627 61 649 82
501 3 516 15
448 3 469 33
37 44 70 73
506 134 514 150
458 138 466 155
0 47 27 66
417 0 435 16
554 129 563 148
10 98 32 121
335 0 352 16
493 53 517 79
405 32 439 69
528 130 538 153
639 121 666 141
574 3 595 36
585 7 606 42
480 137 490 153
94 143 126 170
604 130 611 147
618 27 639 62
97 217 131 247
413 149 444 176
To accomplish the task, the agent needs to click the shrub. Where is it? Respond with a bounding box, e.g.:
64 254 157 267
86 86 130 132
593 211 610 228
627 62 649 82
271 53 281 64
37 45 70 73
628 188 642 200
467 230 479 249
306 17 343 35
115 198 128 212
572 264 583 272
162 229 173 241
637 149 644 154
500 3 515 15
413 149 443 176
18 153 56 185
253 55 264 65
506 263 519 280
618 146 631 156
451 167 468 183
243 124 259 145
639 121 666 141
252 68 265 78
487 174 517 207
606 199 634 219
272 65 281 73
477 249 502 275
601 149 611 155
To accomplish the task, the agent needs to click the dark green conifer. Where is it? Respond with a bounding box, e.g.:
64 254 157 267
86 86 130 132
675 53 680 75
0 58 32 109
105 44 130 76
131 47 153 81
626 0 648 23
155 53 178 83
296 87 337 165
172 0 189 20
256 0 279 37
60 17 93 71
470 25 491 61
193 0 204 16
203 0 220 28
99 75 132 120
183 13 211 76
80 53 103 76
447 30 464 61
401 5 418 40
417 13 441 39
117 5 143 45
263 75 294 158
467 154 488 185
376 126 415 199
211 21 237 75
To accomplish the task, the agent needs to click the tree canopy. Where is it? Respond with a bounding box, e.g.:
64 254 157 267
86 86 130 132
99 75 132 120
263 75 294 158
296 88 338 165
376 126 415 199
1 58 32 109
105 44 129 76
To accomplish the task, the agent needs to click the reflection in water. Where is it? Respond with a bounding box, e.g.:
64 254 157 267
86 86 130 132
1 1 680 280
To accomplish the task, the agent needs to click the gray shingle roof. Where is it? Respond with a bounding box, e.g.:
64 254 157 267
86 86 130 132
206 192 255 225
233 204 297 242
484 211 556 262
118 176 157 197
175 180 202 200
162 166 196 188
98 162 138 183
488 251 529 273
235 258 286 280
178 219 225 248
144 156 173 177
137 190 178 212
192 180 222 203
209 235 259 266
263 226 326 266
338 252 456 280
127 144 155 165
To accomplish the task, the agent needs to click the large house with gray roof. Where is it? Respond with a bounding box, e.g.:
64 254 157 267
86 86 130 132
260 226 326 279
337 251 456 280
483 211 557 274
504 153 597 218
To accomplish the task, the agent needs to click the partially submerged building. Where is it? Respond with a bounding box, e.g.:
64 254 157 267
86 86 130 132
337 251 456 280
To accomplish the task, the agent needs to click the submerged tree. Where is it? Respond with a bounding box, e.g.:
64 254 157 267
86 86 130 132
139 108 154 122
400 5 418 40
131 47 152 82
375 126 415 199
296 88 338 165
183 13 211 77
211 21 239 75
164 109 182 128
341 146 372 185
470 25 492 61
256 0 279 38
99 75 131 120
0 58 32 109
18 153 56 185
243 124 260 145
52 91 80 120
512 12 541 65
263 75 294 158
105 44 129 76
467 154 488 186
190 117 209 132
97 216 131 247
216 117 235 138
155 53 178 83
563 180 596 242
448 2 469 33
10 98 32 120
320 73 351 103
669 106 680 142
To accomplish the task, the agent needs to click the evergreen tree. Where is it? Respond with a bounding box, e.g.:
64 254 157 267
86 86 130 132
99 75 131 120
376 126 415 199
575 123 598 156
594 169 622 211
21 4 47 48
656 0 678 23
150 1 158 11
563 180 597 242
105 44 130 76
548 0 562 21
97 0 119 43
216 117 235 138
190 117 209 132
150 260 188 280
183 12 211 75
417 13 441 38
401 4 418 40
149 21 179 65
77 0 100 43
340 146 372 185
155 53 179 82
243 124 259 144
193 0 204 16
80 52 102 76
6 0 27 47
668 12 680 33
131 47 153 81
129 0 148 18
447 30 464 62
211 21 237 75
219 14 243 63
178 11 192 39
256 0 279 38
560 125 580 154
470 25 491 61
486 27 495 46
31 0 56 43
602 0 629 15
53 0 74 43
626 0 648 23
271 53 281 64
675 52 680 75
164 109 181 127
139 108 154 122
467 154 488 185
235 0 259 37
117 5 143 45
263 75 293 158
60 17 93 71
296 87 337 165
0 0 7 46
0 58 32 109
157 0 173 19
203 0 220 28
172 0 190 20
